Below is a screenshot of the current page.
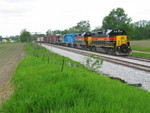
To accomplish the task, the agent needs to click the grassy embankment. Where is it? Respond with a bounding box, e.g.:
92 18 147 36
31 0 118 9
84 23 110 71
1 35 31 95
131 40 150 58
131 52 150 59
1 43 150 113
131 46 150 58
132 46 150 52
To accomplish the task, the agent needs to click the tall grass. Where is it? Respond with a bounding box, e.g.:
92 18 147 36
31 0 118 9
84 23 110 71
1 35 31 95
1 43 150 113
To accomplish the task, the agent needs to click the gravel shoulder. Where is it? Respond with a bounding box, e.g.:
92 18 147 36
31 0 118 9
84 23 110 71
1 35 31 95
0 43 24 105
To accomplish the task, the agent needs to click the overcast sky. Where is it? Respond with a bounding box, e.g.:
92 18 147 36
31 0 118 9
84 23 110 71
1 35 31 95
0 0 149 37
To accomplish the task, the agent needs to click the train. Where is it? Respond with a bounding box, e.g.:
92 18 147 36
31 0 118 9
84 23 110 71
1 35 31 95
37 29 132 55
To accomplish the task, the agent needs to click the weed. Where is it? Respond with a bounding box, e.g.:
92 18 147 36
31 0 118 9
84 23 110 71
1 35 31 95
85 55 103 72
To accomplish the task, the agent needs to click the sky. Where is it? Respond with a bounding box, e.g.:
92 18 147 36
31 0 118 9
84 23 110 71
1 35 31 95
0 0 150 37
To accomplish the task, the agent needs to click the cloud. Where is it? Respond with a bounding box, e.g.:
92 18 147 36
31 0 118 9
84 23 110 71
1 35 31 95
0 9 25 14
0 0 34 16
4 0 34 3
4 0 22 2
0 0 150 37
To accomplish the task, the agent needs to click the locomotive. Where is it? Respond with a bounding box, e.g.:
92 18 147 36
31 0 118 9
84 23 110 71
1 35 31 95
37 29 132 55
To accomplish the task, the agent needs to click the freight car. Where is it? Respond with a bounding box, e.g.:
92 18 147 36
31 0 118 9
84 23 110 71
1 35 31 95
43 35 60 44
37 37 44 43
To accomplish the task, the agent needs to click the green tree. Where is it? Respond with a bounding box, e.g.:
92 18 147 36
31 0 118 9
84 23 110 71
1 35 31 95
0 36 2 43
9 35 19 41
20 29 32 42
134 20 150 27
32 33 45 41
75 20 90 32
61 20 91 34
61 29 70 34
68 26 78 33
46 29 53 36
92 26 102 31
102 8 132 33
47 20 91 35
132 20 150 40
53 30 63 34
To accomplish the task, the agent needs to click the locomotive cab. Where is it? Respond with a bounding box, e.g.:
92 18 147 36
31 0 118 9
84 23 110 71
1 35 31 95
108 30 132 55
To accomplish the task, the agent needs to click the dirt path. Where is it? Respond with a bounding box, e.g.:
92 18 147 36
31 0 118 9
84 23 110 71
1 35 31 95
131 40 150 47
132 50 150 54
0 43 24 105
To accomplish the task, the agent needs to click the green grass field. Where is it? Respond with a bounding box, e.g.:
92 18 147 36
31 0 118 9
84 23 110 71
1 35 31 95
132 46 150 52
131 52 150 59
1 43 150 113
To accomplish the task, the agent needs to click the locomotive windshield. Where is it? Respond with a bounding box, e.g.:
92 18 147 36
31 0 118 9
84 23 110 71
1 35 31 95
109 30 126 37
83 32 91 37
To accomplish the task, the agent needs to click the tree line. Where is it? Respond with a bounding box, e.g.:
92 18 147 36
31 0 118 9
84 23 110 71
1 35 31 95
18 8 150 42
101 8 150 40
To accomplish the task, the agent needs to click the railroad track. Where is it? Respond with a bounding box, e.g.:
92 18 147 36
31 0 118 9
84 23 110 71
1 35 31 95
44 43 150 73
124 56 150 63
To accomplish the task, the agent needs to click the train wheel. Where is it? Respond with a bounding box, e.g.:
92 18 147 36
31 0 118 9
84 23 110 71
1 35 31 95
108 48 113 54
92 46 96 51
84 46 87 50
89 46 92 51
74 44 77 48
81 45 84 50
